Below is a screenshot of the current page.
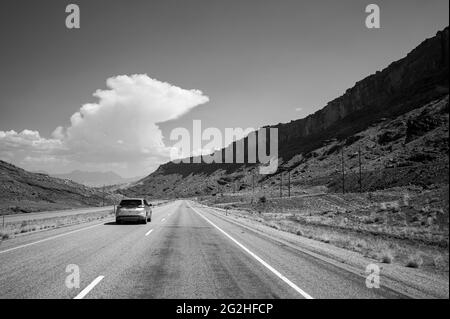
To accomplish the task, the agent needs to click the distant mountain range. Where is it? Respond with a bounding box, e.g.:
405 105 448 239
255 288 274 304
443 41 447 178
48 170 140 187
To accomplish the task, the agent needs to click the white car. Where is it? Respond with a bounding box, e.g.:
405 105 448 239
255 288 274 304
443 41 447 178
115 198 152 224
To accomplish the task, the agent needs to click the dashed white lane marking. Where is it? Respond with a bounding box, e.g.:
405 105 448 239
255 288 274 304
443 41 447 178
161 218 166 222
74 276 104 299
145 229 154 236
0 222 108 255
188 202 314 299
0 205 176 255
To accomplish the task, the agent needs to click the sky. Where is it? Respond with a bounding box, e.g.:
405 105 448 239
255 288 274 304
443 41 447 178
0 0 448 177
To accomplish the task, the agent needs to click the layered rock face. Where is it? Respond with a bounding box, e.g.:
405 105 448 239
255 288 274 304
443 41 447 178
276 27 449 159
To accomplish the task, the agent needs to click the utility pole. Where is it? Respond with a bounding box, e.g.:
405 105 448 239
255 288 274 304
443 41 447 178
102 185 105 207
341 148 345 194
358 145 362 193
280 172 283 198
252 173 255 195
288 171 291 197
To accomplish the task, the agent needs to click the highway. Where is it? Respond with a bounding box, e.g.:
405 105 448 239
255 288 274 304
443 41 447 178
0 200 407 299
1 199 168 223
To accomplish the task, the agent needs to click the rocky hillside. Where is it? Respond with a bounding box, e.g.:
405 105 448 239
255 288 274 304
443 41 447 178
289 94 449 193
0 160 119 214
123 27 449 198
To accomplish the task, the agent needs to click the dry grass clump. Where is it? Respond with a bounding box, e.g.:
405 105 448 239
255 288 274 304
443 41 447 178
380 250 394 264
432 255 448 271
318 234 331 243
0 231 10 240
267 221 281 230
406 254 424 268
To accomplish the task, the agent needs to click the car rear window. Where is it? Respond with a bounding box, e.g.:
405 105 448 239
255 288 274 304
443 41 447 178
119 199 143 207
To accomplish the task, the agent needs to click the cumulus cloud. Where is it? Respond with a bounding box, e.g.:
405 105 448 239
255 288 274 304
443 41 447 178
56 74 209 163
0 74 209 176
0 130 63 154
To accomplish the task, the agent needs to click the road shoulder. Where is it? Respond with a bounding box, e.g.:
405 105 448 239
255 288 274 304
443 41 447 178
193 201 449 299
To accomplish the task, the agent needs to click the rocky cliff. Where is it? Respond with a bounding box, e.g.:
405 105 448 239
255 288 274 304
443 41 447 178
276 27 449 160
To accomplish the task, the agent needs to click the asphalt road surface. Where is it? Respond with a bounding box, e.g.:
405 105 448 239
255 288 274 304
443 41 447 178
0 200 407 299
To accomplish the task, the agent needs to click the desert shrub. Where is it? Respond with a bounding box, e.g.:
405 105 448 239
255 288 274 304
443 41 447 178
377 130 404 145
325 144 342 155
344 135 363 146
363 216 376 224
374 216 385 223
406 152 437 163
433 255 447 270
258 195 267 204
350 239 369 251
267 222 281 230
319 234 331 243
380 250 394 264
406 113 442 142
406 254 423 268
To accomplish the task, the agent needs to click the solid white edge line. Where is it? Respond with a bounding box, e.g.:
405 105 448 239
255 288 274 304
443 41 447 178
187 201 314 299
74 276 104 299
0 221 109 255
145 229 154 236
